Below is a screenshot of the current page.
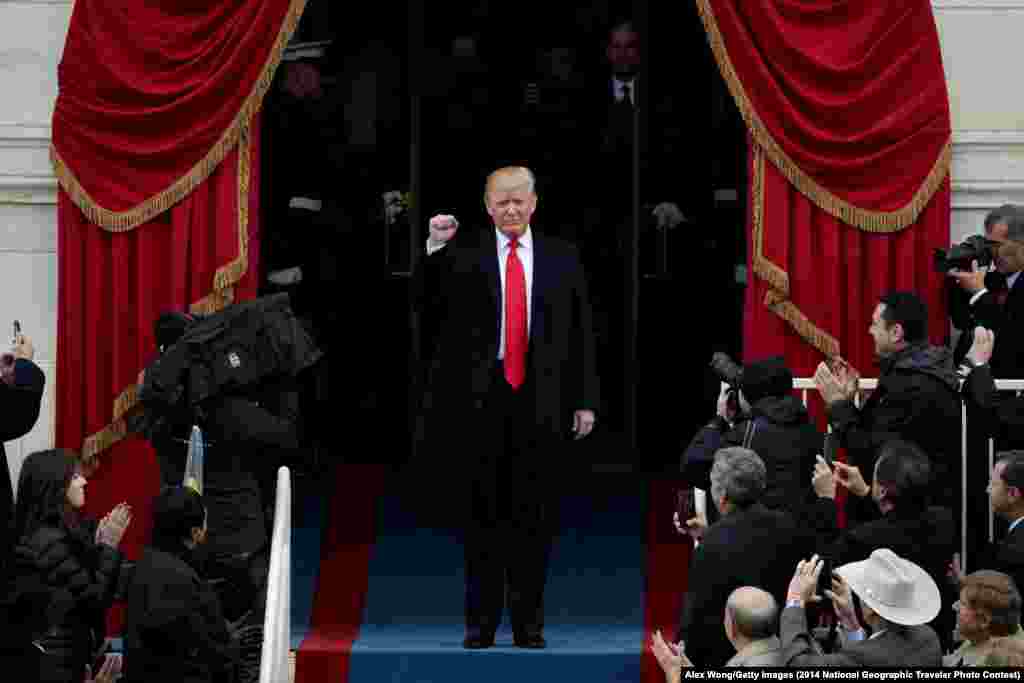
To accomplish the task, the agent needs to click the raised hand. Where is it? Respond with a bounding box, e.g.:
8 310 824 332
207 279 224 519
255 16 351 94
428 214 459 247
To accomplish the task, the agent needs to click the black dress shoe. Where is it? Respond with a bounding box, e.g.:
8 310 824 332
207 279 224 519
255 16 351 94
513 633 546 649
463 634 495 649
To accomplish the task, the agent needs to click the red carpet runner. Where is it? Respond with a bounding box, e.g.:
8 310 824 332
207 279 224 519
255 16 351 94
294 464 386 683
642 478 692 683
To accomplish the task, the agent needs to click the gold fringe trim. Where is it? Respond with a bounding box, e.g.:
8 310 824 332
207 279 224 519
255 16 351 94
696 0 951 233
51 0 307 233
82 118 256 463
750 144 841 359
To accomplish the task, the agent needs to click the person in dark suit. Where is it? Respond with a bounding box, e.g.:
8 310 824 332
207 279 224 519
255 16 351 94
821 440 957 650
0 332 45 566
413 166 599 649
814 291 962 523
948 206 1024 380
675 447 813 667
949 451 1024 600
781 550 942 667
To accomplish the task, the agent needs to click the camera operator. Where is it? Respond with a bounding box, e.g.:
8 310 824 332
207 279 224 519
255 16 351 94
141 307 309 683
947 205 1024 378
1 331 45 566
680 356 830 538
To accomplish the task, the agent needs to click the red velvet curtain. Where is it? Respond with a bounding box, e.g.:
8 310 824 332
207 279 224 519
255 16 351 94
696 0 952 377
52 0 303 632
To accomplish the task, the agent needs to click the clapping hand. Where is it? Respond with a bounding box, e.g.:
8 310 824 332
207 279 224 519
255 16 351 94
967 327 994 367
85 654 121 683
788 555 825 606
947 552 964 587
96 503 132 548
650 629 692 682
812 455 836 499
672 510 707 542
832 461 870 498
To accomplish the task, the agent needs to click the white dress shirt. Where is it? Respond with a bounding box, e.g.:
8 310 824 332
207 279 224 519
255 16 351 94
424 227 535 360
612 76 637 105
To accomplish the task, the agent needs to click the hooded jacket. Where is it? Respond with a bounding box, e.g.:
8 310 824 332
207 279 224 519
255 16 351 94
682 394 833 541
123 546 238 683
828 343 961 521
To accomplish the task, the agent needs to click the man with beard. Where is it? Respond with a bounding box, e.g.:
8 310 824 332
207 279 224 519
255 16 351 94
814 291 961 524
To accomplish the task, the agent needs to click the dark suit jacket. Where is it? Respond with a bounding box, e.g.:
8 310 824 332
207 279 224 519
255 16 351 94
413 227 599 447
677 503 813 667
963 362 1024 448
976 520 1024 600
967 273 1024 380
780 606 942 666
1 359 45 563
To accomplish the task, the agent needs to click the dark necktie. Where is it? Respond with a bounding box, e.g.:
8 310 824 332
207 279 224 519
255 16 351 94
621 82 633 108
504 238 527 390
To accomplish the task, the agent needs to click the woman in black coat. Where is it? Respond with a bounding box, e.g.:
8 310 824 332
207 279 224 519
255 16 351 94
1 449 130 683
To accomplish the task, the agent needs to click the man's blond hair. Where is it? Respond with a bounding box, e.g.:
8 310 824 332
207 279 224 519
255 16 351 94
484 166 536 200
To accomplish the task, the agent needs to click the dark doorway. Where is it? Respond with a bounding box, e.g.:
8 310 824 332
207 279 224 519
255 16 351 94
258 1 748 471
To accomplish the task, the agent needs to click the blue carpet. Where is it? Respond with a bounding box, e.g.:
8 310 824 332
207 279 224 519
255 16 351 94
347 479 647 683
291 482 327 649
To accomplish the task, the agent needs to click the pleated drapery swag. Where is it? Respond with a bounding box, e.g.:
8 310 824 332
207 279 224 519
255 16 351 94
696 0 952 377
52 0 307 630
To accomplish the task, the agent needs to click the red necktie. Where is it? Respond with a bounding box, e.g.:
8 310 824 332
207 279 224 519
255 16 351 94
504 237 527 390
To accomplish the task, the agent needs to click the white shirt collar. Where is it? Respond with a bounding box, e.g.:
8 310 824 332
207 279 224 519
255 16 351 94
1007 271 1021 290
1010 516 1024 534
495 226 532 250
612 76 637 103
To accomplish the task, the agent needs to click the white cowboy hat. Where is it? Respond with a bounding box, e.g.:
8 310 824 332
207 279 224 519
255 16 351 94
835 548 941 626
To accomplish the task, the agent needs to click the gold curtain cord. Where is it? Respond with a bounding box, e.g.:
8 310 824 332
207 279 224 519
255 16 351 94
696 0 951 234
51 0 306 234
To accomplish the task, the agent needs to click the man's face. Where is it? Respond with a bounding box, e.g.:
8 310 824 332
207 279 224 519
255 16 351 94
986 222 1016 274
606 28 640 77
485 188 536 238
869 303 901 358
988 462 1019 515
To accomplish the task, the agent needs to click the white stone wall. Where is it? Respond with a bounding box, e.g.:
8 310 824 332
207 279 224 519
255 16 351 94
935 1 1024 241
0 0 70 491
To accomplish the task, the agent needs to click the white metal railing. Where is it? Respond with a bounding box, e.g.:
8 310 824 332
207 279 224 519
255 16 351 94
791 378 1024 573
259 467 292 683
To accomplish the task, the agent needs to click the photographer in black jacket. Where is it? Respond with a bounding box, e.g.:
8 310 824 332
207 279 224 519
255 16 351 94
681 356 830 538
138 296 318 683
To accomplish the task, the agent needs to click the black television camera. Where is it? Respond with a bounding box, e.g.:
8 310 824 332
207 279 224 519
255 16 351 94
934 234 996 274
709 352 744 415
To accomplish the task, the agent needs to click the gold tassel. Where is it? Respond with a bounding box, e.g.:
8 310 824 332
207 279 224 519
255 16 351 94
695 0 950 234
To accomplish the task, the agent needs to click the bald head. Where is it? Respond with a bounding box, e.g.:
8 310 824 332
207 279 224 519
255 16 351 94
725 587 778 641
484 166 538 238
